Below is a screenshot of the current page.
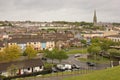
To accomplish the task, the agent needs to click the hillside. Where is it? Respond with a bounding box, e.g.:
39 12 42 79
63 66 120 80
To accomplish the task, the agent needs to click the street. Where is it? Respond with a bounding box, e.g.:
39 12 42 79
44 54 110 70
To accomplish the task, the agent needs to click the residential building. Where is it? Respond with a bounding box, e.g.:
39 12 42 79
106 35 120 42
0 59 43 77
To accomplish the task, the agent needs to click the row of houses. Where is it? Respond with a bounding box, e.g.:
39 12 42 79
1 32 120 52
0 32 76 51
7 38 55 51
0 58 44 77
82 27 119 38
0 32 78 77
106 35 120 42
10 21 76 28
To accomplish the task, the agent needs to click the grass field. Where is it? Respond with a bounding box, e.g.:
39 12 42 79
15 70 93 80
66 48 88 54
78 56 110 63
63 66 120 80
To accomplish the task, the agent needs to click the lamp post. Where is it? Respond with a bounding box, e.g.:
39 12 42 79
3 34 9 47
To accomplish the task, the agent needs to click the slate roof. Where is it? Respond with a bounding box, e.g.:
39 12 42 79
0 59 43 72
8 38 50 44
106 34 120 38
8 33 73 43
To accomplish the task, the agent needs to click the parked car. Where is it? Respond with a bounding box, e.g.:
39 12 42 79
86 62 96 66
74 54 81 58
52 67 58 72
56 64 65 71
56 64 72 71
41 57 47 61
72 64 80 69
64 64 72 70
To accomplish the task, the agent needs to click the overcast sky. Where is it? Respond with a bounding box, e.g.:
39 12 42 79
0 0 120 22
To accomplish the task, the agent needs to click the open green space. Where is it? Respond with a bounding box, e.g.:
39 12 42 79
66 48 88 54
63 66 120 80
78 56 110 64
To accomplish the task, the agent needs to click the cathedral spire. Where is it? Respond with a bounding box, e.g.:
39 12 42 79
93 10 97 26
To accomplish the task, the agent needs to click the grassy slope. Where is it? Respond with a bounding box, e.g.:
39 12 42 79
63 66 120 80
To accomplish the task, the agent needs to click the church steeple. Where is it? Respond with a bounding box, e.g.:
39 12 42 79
93 10 97 25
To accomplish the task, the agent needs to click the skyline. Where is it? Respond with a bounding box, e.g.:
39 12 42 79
0 0 120 22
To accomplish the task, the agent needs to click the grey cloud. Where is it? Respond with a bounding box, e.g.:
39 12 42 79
13 0 65 11
0 0 120 22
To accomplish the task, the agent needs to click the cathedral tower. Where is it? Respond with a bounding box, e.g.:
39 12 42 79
93 10 97 26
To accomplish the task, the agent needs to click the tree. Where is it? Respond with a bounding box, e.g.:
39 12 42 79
44 49 57 64
107 49 120 67
108 49 120 57
100 39 114 52
0 51 6 62
91 38 100 44
55 50 68 63
7 64 18 76
24 45 37 59
87 43 101 60
3 45 21 61
44 49 68 63
91 38 114 53
80 39 87 47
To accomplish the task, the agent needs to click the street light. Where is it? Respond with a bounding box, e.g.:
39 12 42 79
3 34 9 47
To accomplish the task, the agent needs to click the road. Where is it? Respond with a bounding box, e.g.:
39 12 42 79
17 54 110 80
26 54 110 80
43 54 110 70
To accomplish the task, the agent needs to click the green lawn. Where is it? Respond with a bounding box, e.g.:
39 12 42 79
15 70 93 80
78 56 110 64
63 66 120 80
66 48 88 54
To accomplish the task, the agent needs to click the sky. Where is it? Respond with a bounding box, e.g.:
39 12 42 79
0 0 120 22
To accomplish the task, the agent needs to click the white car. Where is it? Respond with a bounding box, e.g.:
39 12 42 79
64 64 72 70
56 64 66 70
56 64 72 70
74 54 81 58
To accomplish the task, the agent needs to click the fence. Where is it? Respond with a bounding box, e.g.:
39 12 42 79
12 67 96 80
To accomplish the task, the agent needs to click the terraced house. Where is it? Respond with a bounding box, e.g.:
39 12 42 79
8 34 55 51
0 32 74 51
0 59 44 77
106 34 120 42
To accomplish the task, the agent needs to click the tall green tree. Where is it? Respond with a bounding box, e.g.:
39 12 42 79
44 49 68 63
87 43 101 60
100 39 114 51
91 38 100 44
24 45 37 59
91 38 114 53
56 50 68 63
107 49 120 67
44 49 57 64
80 39 87 47
108 49 120 57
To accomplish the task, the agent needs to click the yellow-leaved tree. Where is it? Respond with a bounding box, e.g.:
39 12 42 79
23 45 37 59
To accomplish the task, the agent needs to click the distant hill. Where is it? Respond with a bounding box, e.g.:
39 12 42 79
63 66 120 80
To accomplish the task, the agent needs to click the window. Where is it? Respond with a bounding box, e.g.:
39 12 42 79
28 68 30 70
39 66 42 69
